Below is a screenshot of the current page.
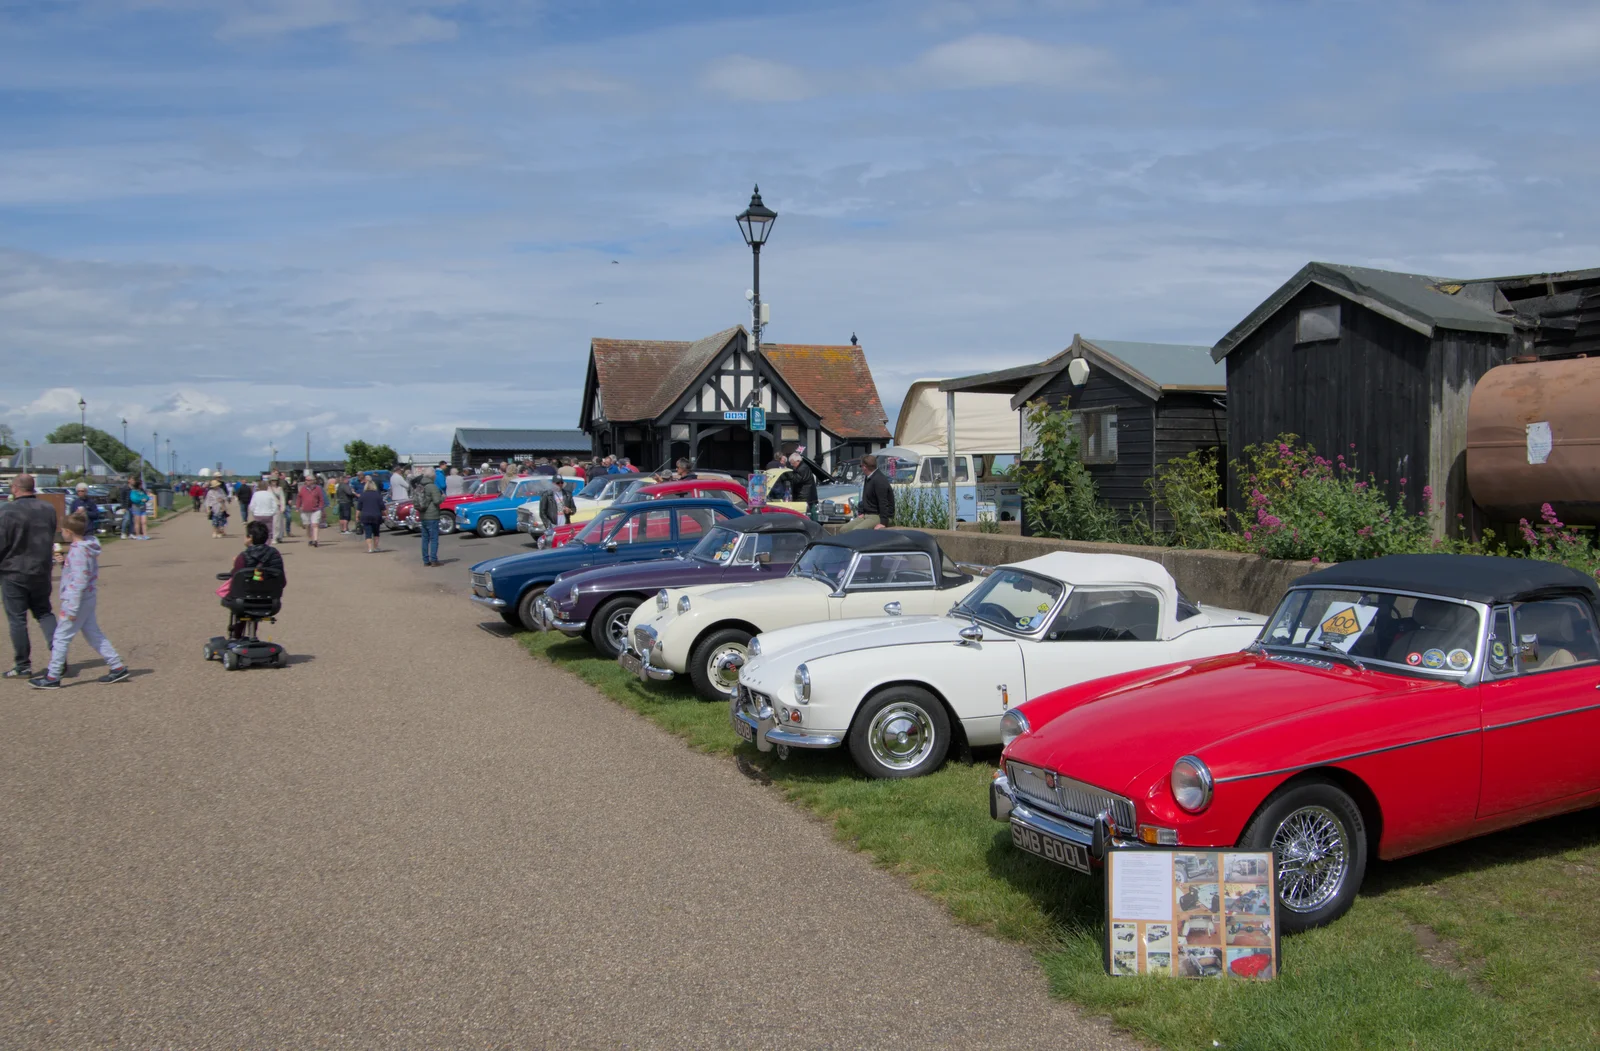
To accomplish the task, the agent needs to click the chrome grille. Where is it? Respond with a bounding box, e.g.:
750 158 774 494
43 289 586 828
1007 762 1135 833
632 626 657 656
736 684 772 716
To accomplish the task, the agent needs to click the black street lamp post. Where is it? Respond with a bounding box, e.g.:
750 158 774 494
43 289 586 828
735 186 777 473
78 397 87 478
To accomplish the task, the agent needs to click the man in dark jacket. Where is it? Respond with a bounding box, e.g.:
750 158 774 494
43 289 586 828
0 474 60 678
118 479 136 537
536 477 574 548
844 454 894 532
411 468 444 567
786 452 818 516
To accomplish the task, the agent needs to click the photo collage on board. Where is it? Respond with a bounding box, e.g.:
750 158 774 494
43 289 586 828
1107 850 1277 979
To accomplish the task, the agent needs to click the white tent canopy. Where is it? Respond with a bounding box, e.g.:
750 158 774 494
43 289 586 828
893 380 1020 452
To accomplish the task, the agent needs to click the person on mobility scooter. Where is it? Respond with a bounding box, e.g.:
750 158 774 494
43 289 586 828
204 520 289 670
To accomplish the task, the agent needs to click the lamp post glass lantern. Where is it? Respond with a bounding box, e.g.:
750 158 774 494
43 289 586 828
735 186 777 473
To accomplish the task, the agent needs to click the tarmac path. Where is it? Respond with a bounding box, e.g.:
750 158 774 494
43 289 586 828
0 510 1139 1050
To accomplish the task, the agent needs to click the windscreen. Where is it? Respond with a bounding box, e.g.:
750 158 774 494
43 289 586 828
954 568 1065 634
574 508 625 544
790 545 853 590
1263 588 1482 674
691 526 743 564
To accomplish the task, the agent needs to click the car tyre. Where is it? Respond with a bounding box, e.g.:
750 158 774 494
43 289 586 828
591 597 641 660
222 650 239 671
499 610 522 630
514 586 547 633
1239 779 1367 933
688 628 752 702
848 686 951 779
475 516 501 539
438 512 456 535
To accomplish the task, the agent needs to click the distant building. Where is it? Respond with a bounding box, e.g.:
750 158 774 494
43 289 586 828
1212 261 1600 530
943 335 1226 530
450 429 592 470
580 325 890 472
268 459 346 477
3 443 117 478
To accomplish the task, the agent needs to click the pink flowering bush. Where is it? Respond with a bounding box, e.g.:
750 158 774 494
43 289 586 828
1518 503 1600 581
1232 435 1431 562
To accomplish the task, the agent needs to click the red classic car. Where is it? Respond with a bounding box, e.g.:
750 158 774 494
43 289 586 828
539 478 804 548
991 555 1600 932
436 474 504 534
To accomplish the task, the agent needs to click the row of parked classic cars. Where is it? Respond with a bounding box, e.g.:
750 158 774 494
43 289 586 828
466 497 1600 936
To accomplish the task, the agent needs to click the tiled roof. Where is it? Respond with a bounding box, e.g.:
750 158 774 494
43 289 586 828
760 343 890 440
589 330 737 422
453 429 592 452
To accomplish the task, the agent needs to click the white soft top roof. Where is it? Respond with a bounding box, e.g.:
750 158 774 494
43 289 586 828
1005 551 1176 592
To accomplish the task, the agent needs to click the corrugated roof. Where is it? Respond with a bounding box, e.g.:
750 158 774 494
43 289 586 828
5 443 114 469
1083 338 1223 390
1212 261 1515 361
759 343 890 440
453 429 591 452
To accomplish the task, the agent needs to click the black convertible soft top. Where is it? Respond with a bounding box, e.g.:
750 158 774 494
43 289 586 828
1295 554 1600 608
725 511 823 537
809 528 969 588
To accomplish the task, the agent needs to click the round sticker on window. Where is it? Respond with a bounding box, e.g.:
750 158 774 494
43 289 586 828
1405 652 1422 666
1421 648 1447 669
1446 648 1473 670
1491 640 1507 663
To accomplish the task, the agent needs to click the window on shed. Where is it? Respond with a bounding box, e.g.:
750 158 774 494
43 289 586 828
1077 411 1118 465
1295 305 1341 344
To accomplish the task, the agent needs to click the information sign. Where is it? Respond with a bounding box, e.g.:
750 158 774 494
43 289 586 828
1104 849 1278 980
723 410 748 422
749 406 767 431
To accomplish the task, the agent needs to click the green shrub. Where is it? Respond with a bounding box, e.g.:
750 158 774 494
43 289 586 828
1016 402 1123 542
1146 448 1237 551
893 484 952 531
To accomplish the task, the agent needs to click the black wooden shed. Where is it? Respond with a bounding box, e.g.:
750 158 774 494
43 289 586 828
943 335 1226 529
1211 262 1600 534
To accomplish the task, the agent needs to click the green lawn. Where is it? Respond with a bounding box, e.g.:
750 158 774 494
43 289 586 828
519 630 1600 1051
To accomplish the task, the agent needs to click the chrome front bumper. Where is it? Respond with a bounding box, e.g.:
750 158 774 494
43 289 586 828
618 650 674 681
729 687 842 752
470 593 508 610
990 773 1131 862
530 594 585 633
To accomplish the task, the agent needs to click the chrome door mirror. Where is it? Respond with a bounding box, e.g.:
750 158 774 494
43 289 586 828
883 601 902 616
604 541 618 552
755 551 772 565
958 623 983 645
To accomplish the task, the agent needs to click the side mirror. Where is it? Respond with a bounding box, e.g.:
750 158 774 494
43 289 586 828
604 541 618 552
958 623 983 645
883 601 902 617
755 551 772 565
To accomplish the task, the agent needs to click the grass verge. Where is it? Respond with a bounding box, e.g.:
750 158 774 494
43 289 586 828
519 629 1600 1051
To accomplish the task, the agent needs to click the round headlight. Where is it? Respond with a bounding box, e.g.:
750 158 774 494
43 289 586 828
1170 755 1214 813
748 636 762 658
999 708 1031 747
794 663 810 703
677 595 692 614
656 589 669 611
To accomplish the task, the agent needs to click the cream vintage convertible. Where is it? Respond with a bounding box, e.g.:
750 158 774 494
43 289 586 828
619 530 981 701
731 552 1267 778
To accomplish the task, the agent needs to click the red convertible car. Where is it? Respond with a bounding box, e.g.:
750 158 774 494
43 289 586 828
538 478 803 548
991 555 1600 932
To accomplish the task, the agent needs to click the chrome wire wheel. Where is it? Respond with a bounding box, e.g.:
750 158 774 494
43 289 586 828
867 702 936 771
1272 804 1350 913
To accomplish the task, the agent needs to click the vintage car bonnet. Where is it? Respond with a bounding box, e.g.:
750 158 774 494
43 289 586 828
1296 554 1600 609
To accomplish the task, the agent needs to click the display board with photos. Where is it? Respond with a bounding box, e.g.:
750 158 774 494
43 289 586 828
1104 849 1278 979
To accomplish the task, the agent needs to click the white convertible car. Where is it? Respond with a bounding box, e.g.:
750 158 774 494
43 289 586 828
620 530 982 701
732 552 1267 778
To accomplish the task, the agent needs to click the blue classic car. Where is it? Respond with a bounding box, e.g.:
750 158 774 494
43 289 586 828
456 476 556 538
469 498 746 630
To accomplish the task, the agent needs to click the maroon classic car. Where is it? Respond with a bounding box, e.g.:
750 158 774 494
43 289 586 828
532 512 822 658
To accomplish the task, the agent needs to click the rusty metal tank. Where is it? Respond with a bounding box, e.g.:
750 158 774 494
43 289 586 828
1466 357 1600 525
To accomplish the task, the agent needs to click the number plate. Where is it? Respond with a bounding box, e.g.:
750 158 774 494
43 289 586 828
617 651 647 681
1010 821 1091 873
733 715 756 743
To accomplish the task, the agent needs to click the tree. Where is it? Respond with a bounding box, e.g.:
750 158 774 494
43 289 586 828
0 422 16 456
344 439 398 473
44 423 140 472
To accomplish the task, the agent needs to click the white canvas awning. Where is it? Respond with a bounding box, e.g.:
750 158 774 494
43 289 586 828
893 380 1021 452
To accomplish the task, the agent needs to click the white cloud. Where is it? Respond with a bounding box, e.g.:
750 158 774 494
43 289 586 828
913 33 1115 90
700 55 817 102
1440 5 1600 85
16 387 87 417
155 390 231 418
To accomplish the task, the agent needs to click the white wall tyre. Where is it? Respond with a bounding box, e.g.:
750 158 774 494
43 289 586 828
688 628 751 702
1239 779 1368 933
847 686 951 779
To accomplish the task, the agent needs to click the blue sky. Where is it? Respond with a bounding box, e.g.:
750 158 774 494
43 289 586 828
2 0 1596 470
